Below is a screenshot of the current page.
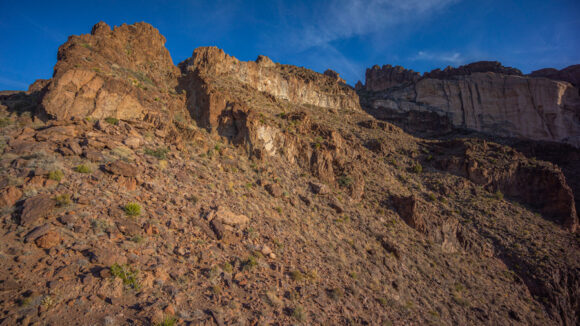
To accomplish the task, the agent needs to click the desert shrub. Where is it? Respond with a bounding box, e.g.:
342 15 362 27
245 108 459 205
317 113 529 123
338 175 352 187
412 163 423 174
48 170 64 181
154 316 177 326
124 202 141 217
75 164 91 173
110 263 141 290
104 117 119 125
243 255 258 271
55 194 71 207
290 270 304 281
292 305 306 321
144 147 169 159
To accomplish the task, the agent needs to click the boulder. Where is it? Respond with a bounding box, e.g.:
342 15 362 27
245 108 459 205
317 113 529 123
20 195 55 225
391 195 426 233
35 230 61 249
105 160 138 177
0 186 23 208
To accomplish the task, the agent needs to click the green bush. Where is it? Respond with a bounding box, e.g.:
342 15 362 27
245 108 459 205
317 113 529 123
75 164 91 173
243 255 258 271
338 175 352 187
48 170 64 181
124 202 141 217
412 163 423 174
104 117 119 125
55 194 71 207
154 316 177 326
144 147 169 159
110 263 141 291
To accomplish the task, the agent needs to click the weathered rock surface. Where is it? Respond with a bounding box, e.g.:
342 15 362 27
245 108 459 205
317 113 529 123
0 186 22 208
530 64 580 87
360 62 580 147
20 194 55 225
364 64 421 91
39 22 183 121
178 46 360 129
432 139 578 232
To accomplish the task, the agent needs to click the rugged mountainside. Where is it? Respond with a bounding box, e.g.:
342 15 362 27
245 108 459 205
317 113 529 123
39 22 184 122
358 62 580 147
0 22 579 326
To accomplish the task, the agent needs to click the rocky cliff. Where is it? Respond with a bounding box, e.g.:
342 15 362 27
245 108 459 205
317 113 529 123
178 47 359 126
39 22 183 121
359 62 580 147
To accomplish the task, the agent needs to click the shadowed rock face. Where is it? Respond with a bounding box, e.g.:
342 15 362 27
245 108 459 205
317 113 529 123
530 64 580 88
39 22 183 121
359 62 580 147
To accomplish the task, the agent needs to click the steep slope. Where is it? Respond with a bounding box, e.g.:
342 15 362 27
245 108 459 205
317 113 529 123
0 22 578 326
359 62 580 147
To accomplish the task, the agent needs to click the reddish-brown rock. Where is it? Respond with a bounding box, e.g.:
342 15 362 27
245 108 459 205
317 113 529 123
20 194 55 225
0 186 22 208
34 230 61 249
39 22 184 121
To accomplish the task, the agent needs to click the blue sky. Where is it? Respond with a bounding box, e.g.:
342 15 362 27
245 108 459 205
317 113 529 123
1 0 579 89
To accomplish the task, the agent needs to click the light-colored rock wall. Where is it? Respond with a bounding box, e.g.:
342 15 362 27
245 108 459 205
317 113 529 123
180 47 360 112
366 71 580 147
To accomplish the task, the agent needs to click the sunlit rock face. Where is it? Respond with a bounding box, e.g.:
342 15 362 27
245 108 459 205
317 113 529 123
360 61 580 147
40 22 182 120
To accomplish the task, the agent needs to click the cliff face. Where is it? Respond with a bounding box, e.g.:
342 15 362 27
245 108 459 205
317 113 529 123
39 22 183 121
179 47 360 117
360 62 580 147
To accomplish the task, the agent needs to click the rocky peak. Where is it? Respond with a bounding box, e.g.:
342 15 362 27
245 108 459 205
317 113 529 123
40 22 182 121
530 64 580 87
364 64 421 92
323 69 346 84
423 61 522 79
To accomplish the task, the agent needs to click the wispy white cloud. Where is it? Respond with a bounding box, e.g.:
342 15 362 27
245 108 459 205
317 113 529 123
410 50 464 65
288 0 460 51
268 0 461 83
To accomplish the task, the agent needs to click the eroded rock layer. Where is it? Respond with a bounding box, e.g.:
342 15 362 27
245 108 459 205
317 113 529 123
360 62 580 147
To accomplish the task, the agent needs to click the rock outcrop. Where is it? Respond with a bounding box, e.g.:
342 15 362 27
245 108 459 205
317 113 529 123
530 64 580 88
432 139 578 232
364 64 421 91
178 47 360 128
39 22 183 121
360 62 580 147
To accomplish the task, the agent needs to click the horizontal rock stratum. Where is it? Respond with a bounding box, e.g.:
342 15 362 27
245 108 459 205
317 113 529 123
359 62 580 147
